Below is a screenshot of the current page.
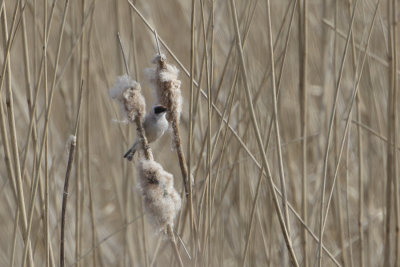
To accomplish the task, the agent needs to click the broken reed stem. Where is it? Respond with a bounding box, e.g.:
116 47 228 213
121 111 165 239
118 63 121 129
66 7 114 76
60 137 77 267
60 82 84 267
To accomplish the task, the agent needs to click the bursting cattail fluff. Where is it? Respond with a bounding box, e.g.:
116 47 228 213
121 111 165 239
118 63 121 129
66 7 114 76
110 75 146 122
146 55 183 123
138 159 182 232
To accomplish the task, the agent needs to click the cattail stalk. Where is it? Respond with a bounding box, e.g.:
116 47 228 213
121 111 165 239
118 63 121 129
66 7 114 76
299 0 308 264
135 116 153 161
134 113 183 267
391 0 400 264
345 0 365 264
151 55 189 196
110 76 183 267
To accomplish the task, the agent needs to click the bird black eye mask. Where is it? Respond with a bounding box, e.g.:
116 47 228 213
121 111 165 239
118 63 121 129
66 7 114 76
154 105 167 114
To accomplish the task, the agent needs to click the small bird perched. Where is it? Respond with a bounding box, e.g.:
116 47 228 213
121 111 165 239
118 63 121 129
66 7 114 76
124 105 169 160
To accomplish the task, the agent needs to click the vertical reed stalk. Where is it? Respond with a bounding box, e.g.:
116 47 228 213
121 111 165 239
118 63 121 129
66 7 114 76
188 0 197 252
299 0 308 264
85 13 105 266
74 129 82 267
346 0 365 264
241 169 264 267
43 0 49 263
391 0 399 263
0 0 19 96
75 1 86 266
332 2 347 266
208 2 214 263
384 0 394 265
345 126 355 267
266 3 291 237
0 8 18 221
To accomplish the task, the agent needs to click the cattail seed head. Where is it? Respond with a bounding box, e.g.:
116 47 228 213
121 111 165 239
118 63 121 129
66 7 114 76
110 75 146 123
138 159 181 232
146 55 183 123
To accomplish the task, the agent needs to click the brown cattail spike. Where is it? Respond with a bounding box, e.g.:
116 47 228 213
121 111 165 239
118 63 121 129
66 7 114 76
110 75 146 123
146 55 189 196
147 55 183 123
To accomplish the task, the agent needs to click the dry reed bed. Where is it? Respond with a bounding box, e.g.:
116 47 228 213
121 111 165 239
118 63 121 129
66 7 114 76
0 0 398 266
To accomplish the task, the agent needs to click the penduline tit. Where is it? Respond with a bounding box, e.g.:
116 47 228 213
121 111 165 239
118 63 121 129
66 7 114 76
124 105 169 160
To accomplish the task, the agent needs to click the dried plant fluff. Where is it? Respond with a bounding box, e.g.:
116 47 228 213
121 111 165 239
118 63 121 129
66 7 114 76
146 55 183 123
110 75 146 122
138 159 181 232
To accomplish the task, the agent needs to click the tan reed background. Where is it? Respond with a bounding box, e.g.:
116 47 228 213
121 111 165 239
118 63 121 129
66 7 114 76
0 0 398 266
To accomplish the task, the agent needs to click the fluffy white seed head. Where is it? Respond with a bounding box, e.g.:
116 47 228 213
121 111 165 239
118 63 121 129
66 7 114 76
146 55 183 123
138 159 181 233
110 75 146 123
159 63 179 82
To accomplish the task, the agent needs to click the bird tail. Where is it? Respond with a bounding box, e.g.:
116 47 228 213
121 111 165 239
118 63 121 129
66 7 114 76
123 141 138 161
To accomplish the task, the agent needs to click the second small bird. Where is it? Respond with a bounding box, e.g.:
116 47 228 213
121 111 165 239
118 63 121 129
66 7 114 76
124 105 169 160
